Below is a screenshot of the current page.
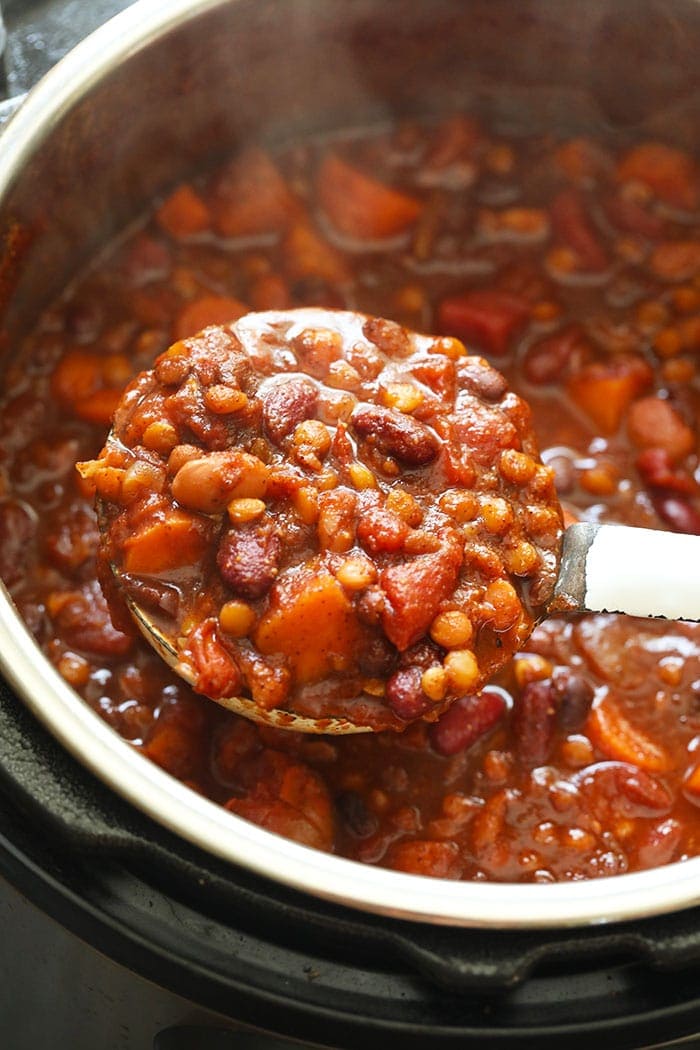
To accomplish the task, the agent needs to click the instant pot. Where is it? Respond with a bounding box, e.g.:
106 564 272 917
1 1 700 1046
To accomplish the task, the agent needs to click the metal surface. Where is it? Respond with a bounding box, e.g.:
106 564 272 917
1 0 700 930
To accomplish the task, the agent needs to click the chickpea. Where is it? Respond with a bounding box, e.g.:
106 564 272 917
430 610 474 649
219 600 256 638
227 498 266 524
421 666 448 701
336 555 377 591
499 448 537 486
444 649 480 693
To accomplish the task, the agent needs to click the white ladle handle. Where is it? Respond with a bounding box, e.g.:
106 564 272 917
551 522 700 622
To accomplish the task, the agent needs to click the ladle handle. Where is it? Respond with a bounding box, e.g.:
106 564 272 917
551 522 700 622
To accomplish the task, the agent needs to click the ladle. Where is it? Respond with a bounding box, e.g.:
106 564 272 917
83 309 700 735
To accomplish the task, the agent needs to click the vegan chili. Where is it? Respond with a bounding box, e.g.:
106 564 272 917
80 308 561 732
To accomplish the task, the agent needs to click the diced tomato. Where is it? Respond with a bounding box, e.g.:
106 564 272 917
437 289 530 355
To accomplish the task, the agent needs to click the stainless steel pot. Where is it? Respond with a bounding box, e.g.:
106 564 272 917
0 0 699 929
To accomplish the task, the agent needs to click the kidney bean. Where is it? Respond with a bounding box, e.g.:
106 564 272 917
429 689 506 757
261 377 318 445
385 667 433 721
513 680 556 766
653 495 700 535
121 574 180 618
337 791 379 838
522 325 589 385
550 188 608 271
217 523 281 599
552 668 595 730
351 404 439 465
617 767 673 812
456 357 508 401
603 192 665 239
635 818 682 869
637 447 695 495
358 635 397 677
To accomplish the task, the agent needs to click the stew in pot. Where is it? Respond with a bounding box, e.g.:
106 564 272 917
2 114 700 880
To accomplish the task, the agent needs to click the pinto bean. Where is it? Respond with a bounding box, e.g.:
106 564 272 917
172 450 268 513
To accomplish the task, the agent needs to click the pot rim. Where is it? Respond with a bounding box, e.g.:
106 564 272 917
0 0 698 929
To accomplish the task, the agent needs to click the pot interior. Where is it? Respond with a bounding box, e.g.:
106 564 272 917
1 0 700 927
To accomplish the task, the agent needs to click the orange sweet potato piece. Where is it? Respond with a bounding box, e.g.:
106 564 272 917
567 356 653 434
212 148 297 238
586 698 673 773
174 294 247 341
627 396 695 462
122 511 211 574
648 240 700 283
281 221 350 286
73 387 124 425
51 350 103 405
616 142 700 211
254 564 363 683
317 153 422 240
684 762 700 797
156 184 211 239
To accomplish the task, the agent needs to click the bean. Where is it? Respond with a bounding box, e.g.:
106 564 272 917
653 495 700 535
513 680 556 766
522 325 587 385
337 792 379 838
429 689 506 756
552 668 594 730
217 523 281 599
172 450 268 513
385 666 433 720
261 377 318 445
362 316 411 357
352 404 439 465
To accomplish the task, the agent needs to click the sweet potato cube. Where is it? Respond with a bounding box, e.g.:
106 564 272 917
156 184 211 239
254 565 362 684
212 148 297 238
567 357 652 434
174 295 247 341
317 153 422 240
586 698 672 773
616 142 700 211
122 511 211 574
282 221 350 285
